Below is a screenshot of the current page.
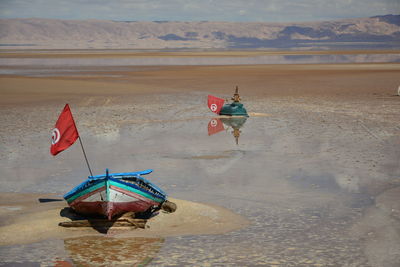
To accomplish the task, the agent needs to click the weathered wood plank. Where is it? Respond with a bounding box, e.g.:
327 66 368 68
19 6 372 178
59 218 147 228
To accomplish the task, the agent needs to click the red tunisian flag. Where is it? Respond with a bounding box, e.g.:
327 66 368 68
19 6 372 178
50 104 79 156
208 118 225 136
207 95 225 114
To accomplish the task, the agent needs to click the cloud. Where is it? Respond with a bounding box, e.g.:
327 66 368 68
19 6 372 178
0 0 398 22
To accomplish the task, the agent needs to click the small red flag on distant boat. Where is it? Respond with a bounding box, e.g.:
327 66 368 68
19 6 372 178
208 118 225 136
50 104 79 156
207 95 225 114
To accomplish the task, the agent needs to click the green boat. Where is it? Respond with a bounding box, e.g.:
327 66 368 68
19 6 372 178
219 86 249 117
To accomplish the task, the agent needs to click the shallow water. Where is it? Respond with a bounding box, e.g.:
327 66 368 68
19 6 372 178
1 53 400 76
1 54 400 265
1 95 398 266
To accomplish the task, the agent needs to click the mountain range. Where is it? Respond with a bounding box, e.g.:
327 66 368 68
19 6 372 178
0 14 399 49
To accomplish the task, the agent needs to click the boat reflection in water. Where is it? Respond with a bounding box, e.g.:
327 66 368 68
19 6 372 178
58 236 164 266
207 116 247 145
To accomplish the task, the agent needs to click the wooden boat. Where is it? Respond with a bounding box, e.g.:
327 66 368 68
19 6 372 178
64 169 168 220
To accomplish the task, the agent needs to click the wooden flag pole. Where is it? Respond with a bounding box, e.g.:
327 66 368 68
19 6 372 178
78 136 93 177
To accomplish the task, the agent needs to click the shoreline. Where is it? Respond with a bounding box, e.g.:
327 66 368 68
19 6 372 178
1 49 400 58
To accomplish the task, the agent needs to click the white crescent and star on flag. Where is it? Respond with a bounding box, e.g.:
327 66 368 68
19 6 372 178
50 104 80 156
51 128 60 145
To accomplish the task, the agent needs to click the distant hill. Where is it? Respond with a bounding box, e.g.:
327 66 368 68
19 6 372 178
0 15 399 49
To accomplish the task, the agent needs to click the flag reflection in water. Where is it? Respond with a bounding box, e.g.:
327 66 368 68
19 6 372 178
208 117 247 145
208 118 225 136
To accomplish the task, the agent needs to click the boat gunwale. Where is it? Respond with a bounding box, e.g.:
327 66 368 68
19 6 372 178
64 176 166 203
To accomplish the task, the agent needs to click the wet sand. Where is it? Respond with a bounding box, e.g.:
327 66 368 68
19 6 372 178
0 50 399 266
1 63 399 102
0 193 248 246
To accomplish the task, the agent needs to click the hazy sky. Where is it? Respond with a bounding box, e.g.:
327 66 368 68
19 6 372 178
0 0 399 22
